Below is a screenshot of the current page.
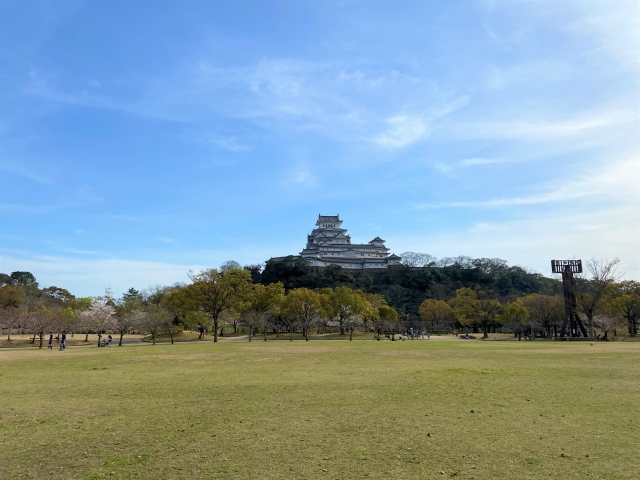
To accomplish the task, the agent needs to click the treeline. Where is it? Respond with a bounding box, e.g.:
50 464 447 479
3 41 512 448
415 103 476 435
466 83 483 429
1 256 638 347
259 254 562 317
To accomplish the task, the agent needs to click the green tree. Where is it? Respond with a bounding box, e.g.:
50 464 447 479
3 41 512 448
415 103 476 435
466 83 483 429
327 286 367 335
501 301 529 340
242 282 285 342
449 287 502 339
606 281 640 337
519 294 563 338
282 288 323 341
418 299 452 333
376 304 399 340
10 271 37 287
185 268 253 343
41 286 75 305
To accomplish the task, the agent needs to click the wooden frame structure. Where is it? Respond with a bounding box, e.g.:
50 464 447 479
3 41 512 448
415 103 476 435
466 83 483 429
551 260 588 338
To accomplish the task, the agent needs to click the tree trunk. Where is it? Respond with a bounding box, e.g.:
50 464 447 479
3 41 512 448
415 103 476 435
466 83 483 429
482 325 488 339
39 334 43 349
349 328 354 341
97 333 102 346
340 319 345 335
290 328 293 341
213 318 218 343
588 313 595 339
152 331 156 345
85 332 89 342
263 327 267 342
249 327 252 342
119 332 124 346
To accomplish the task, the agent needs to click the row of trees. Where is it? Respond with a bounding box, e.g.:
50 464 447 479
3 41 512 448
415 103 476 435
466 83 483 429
164 269 400 342
2 257 638 345
418 259 640 339
0 272 179 347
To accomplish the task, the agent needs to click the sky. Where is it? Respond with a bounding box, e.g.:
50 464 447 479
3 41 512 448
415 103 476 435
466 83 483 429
0 0 639 297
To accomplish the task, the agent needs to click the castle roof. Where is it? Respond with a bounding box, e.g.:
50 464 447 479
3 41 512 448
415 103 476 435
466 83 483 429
318 214 340 221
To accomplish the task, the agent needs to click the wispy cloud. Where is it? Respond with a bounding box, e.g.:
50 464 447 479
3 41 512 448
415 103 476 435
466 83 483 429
202 134 251 152
281 163 317 188
371 115 429 148
0 159 55 184
0 251 206 297
447 105 637 141
432 157 508 173
25 69 188 122
393 205 640 279
417 157 639 209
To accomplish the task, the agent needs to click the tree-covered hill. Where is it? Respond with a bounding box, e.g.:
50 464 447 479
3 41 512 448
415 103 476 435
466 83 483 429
260 256 561 319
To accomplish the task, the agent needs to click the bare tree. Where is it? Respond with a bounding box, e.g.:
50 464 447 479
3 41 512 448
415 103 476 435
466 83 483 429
26 305 62 348
82 299 116 346
140 306 173 344
220 260 241 272
400 252 437 268
575 258 620 339
114 299 143 346
593 315 621 340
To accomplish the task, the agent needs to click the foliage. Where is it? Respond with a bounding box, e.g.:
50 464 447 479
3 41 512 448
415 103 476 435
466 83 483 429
418 299 452 332
449 287 503 339
281 288 323 341
261 257 560 319
176 268 253 342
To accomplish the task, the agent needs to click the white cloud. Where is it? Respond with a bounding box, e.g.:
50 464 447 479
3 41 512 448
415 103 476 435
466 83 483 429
281 163 318 188
569 1 640 70
0 252 206 297
204 134 251 152
448 106 637 141
372 115 429 148
433 157 507 173
417 157 640 209
392 205 640 280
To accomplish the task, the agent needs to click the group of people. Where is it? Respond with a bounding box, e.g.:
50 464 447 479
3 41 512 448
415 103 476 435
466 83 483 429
406 328 429 340
47 331 67 351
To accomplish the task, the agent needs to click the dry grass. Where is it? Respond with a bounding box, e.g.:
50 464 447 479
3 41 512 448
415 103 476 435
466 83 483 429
0 340 638 479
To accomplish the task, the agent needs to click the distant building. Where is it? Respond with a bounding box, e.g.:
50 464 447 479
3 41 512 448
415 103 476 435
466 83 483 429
269 214 402 269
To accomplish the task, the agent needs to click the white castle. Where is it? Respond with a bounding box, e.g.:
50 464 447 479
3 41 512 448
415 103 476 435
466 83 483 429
270 214 402 269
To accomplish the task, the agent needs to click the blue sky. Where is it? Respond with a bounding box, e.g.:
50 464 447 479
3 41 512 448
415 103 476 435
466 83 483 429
1 0 638 297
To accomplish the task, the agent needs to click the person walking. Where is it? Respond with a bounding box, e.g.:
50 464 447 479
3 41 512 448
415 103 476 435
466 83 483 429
47 333 54 350
59 331 67 351
107 334 112 346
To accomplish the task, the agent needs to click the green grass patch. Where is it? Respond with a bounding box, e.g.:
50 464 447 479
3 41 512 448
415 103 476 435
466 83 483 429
0 340 638 478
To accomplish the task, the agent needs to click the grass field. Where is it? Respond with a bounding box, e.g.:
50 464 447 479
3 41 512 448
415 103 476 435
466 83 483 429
0 340 638 479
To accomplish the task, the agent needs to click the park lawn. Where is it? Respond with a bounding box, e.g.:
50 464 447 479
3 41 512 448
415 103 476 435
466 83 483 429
0 341 637 479
0 334 92 349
